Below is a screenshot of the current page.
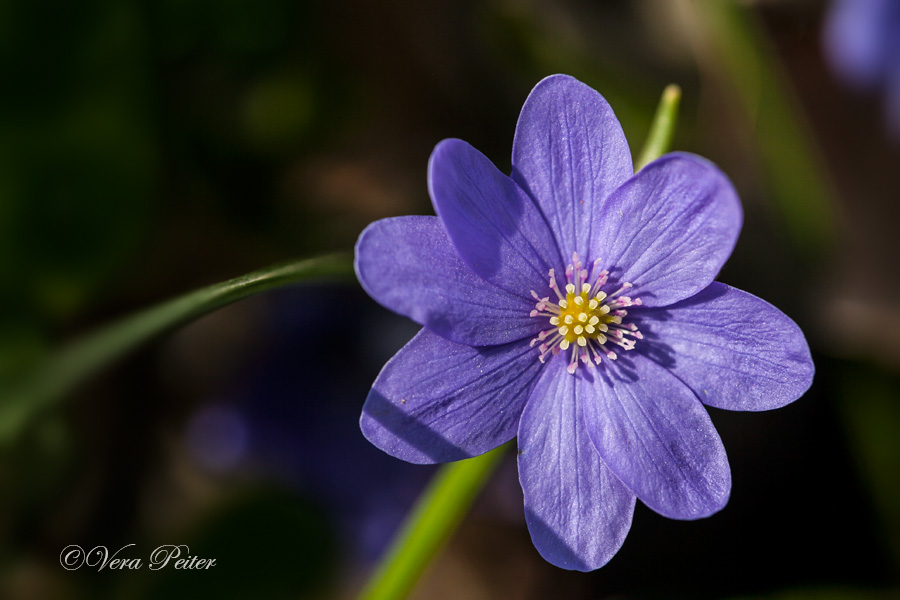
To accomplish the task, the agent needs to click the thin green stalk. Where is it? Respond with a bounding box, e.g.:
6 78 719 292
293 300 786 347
635 84 681 171
0 253 354 443
357 84 682 600
359 444 509 600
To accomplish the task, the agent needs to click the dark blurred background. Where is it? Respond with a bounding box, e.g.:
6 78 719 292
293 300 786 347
2 0 899 598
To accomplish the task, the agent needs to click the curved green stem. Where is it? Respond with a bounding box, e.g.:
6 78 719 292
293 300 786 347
0 253 354 443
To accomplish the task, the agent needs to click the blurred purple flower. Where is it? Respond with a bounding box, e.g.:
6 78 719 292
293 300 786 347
824 0 900 133
185 404 249 472
355 75 814 570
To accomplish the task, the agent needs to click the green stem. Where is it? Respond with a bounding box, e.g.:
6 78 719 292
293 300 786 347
358 84 682 600
359 444 509 600
0 253 354 443
635 84 682 171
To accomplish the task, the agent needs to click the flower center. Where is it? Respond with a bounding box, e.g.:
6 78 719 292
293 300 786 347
530 253 643 374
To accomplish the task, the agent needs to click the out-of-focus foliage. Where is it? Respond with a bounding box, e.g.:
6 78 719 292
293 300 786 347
2 1 900 598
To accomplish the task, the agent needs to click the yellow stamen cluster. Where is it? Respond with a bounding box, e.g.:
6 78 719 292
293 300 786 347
549 283 618 351
529 255 643 373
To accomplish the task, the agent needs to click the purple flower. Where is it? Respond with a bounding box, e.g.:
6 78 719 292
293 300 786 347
823 0 900 133
354 75 814 570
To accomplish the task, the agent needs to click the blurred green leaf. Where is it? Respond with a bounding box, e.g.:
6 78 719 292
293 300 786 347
0 253 354 445
681 1 837 253
836 363 900 571
0 0 157 395
359 444 509 600
243 69 316 151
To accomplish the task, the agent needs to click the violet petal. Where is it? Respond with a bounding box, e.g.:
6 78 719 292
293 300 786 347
355 216 542 346
639 282 814 411
518 361 636 571
823 0 894 89
594 153 743 307
511 74 633 260
360 329 543 464
580 354 731 520
429 138 564 295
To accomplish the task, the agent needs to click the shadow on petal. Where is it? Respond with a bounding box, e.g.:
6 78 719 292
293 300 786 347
629 303 678 370
429 139 563 293
523 508 591 572
633 282 813 411
362 388 473 463
604 357 639 384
